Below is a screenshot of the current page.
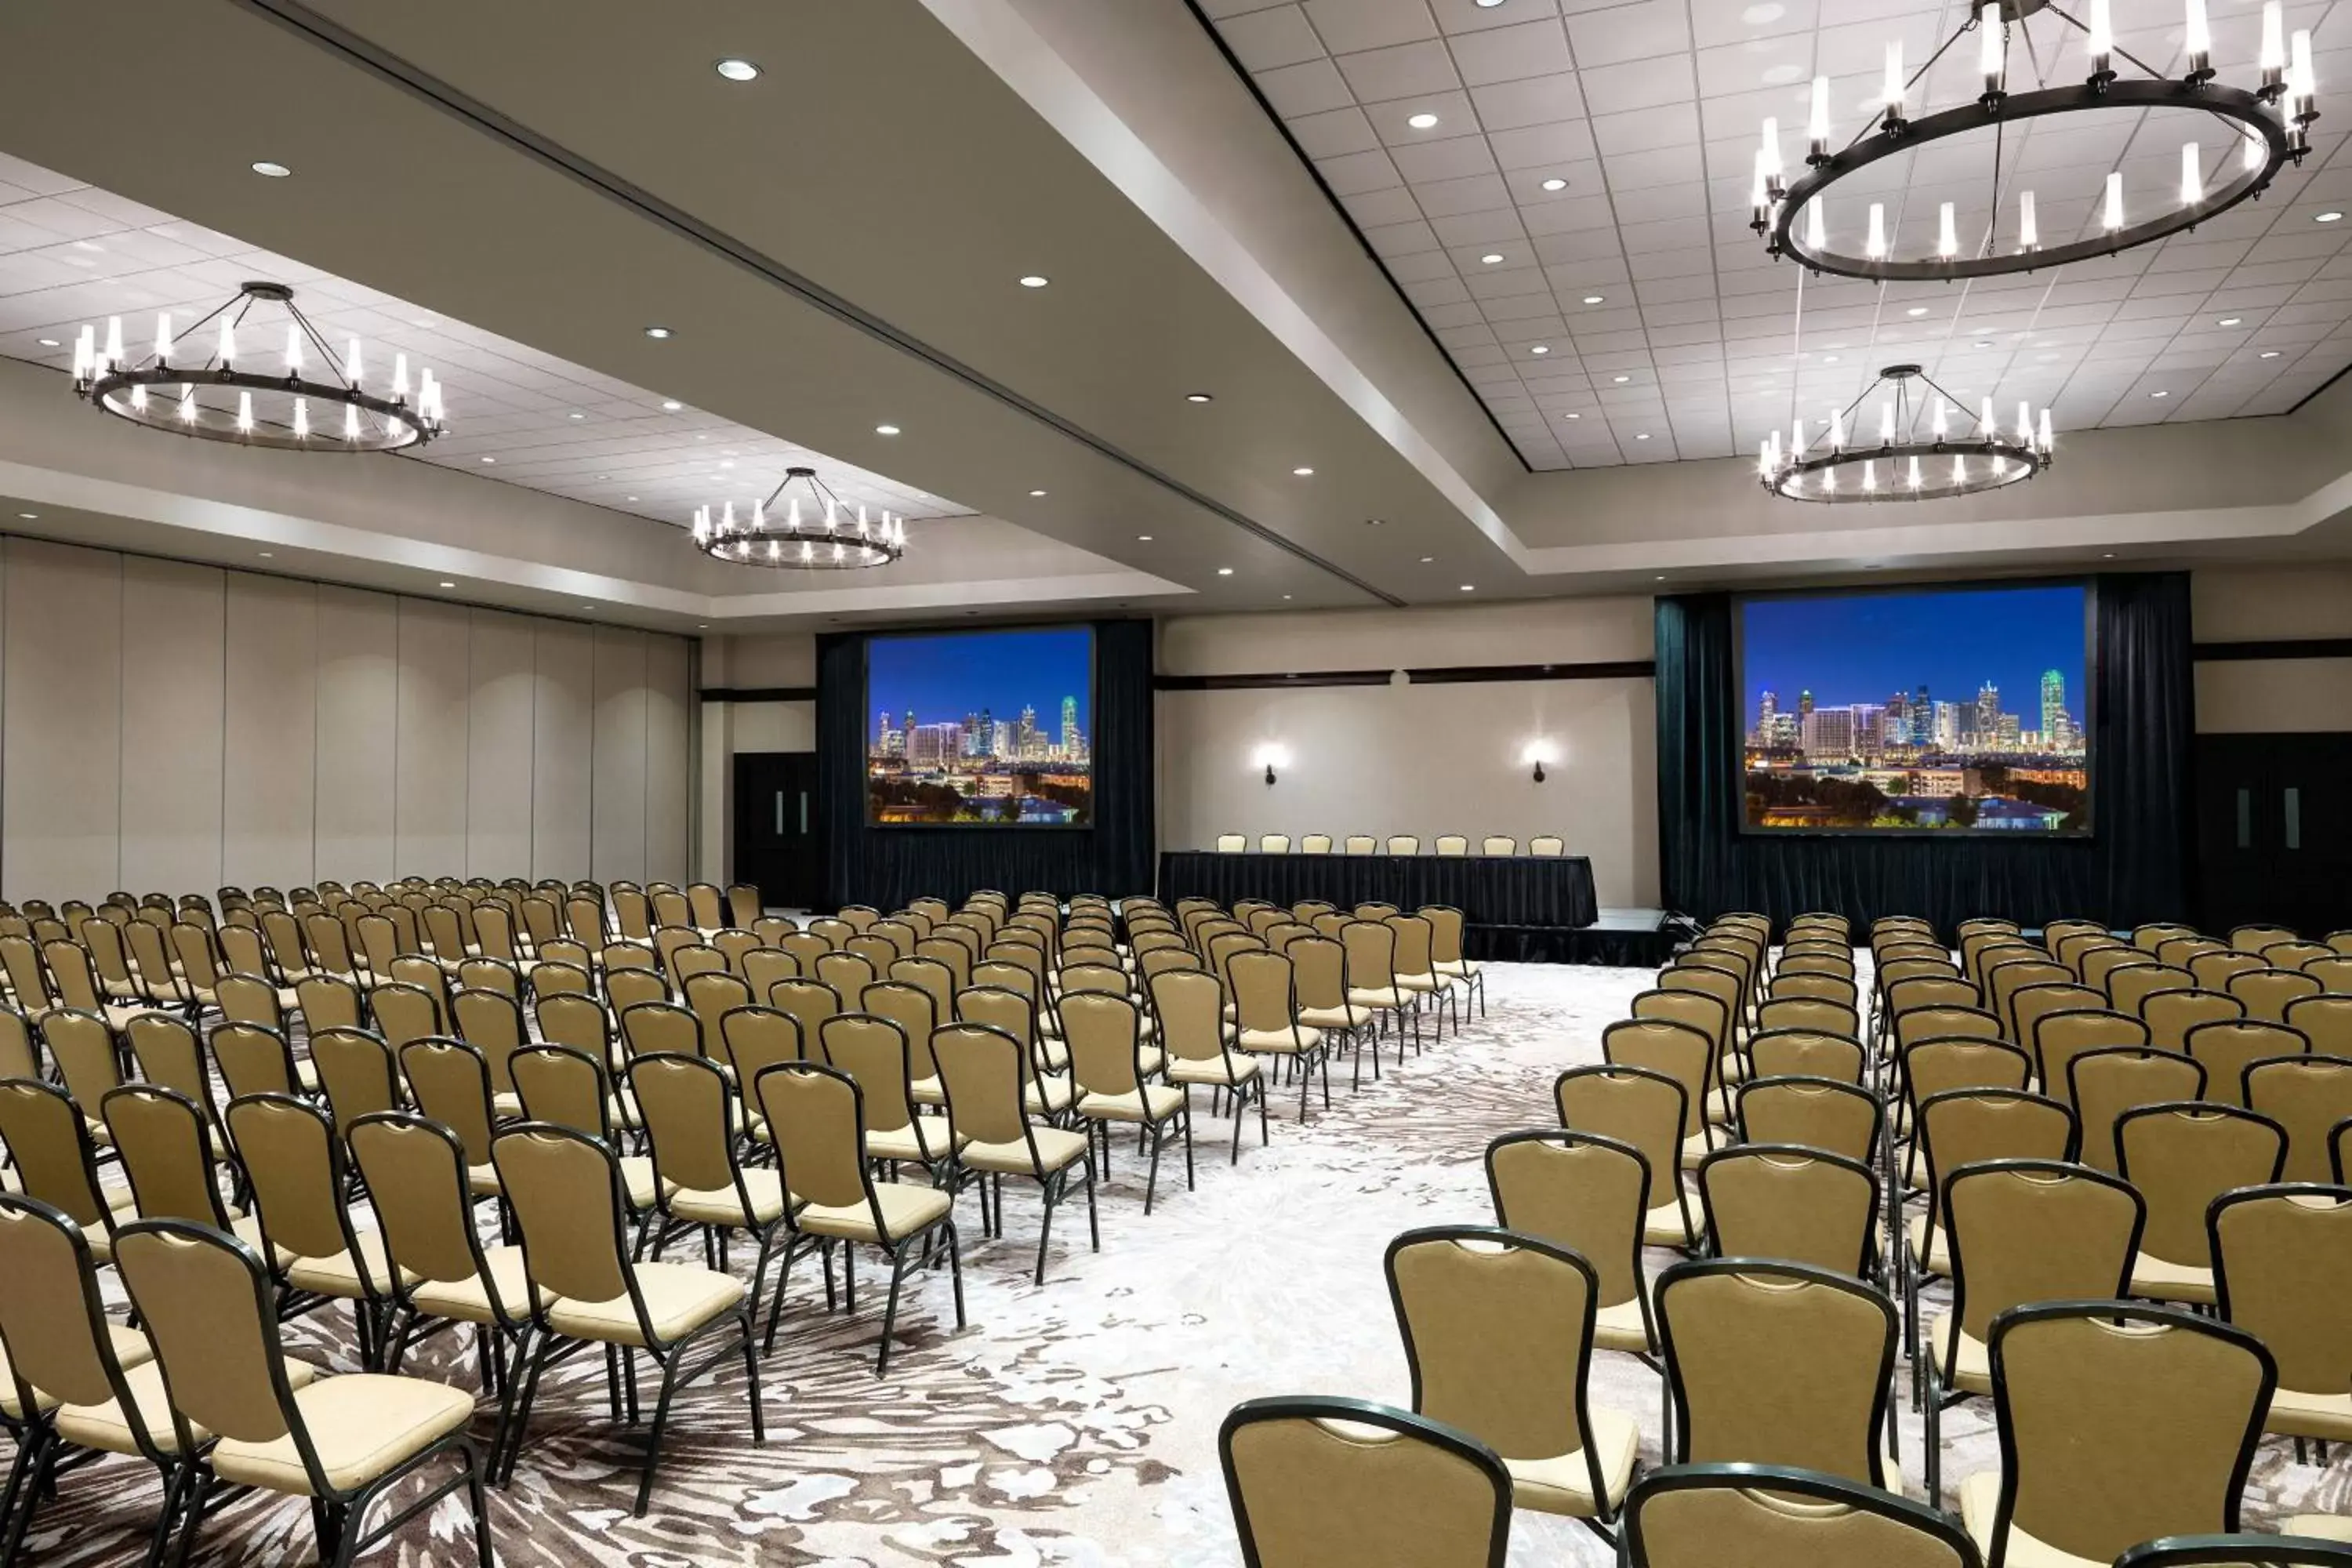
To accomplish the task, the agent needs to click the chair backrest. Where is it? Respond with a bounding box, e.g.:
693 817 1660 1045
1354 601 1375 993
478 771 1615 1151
1484 1131 1650 1319
2209 1182 2352 1405
1219 1395 1510 1568
0 1079 114 1228
1699 1145 1880 1277
619 998 703 1065
2229 967 2324 1024
1432 834 1468 856
452 985 529 1094
124 1013 220 1128
1891 999 2000 1049
2117 1102 2288 1269
1655 1259 1896 1487
1299 833 1333 855
113 1220 305 1457
818 1013 934 1151
0 1193 148 1427
2063 1038 2209 1168
492 1123 637 1313
2111 964 2197 1017
2283 994 2352 1058
510 1042 618 1139
1917 1089 2078 1223
753 1062 874 1216
1985 1302 2274 1567
103 1083 231 1226
397 1036 499 1167
1632 988 1729 1057
931 1022 1034 1154
1214 833 1247 853
225 1092 364 1272
1621 1463 1980 1568
2143 988 2245 1051
1940 1159 2143 1358
1755 997 1860 1039
2185 1019 2308 1107
1555 1064 1689 1217
2029 1008 2148 1105
2243 1054 2352 1183
1384 1225 1604 1499
348 1112 509 1297
1748 1028 1866 1084
629 1051 746 1197
1735 1076 1881 1165
1602 1018 1714 1142
212 1018 309 1104
1062 991 1146 1098
1385 836 1420 855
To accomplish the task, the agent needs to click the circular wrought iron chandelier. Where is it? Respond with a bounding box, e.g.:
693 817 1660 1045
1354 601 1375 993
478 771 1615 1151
1760 364 2053 502
1751 0 2318 281
691 466 907 569
71 281 444 452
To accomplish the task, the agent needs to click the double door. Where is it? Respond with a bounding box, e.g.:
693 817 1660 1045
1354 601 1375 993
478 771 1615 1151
2193 732 2352 936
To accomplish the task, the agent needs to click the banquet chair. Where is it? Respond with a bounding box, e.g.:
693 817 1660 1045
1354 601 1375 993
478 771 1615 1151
1530 836 1565 857
1258 834 1290 855
933 1022 1098 1286
1385 1225 1637 1539
2186 1020 2309 1107
2245 1055 2352 1182
1602 1018 1717 1172
1736 1075 1881 1166
1748 1028 1866 1084
1385 837 1420 855
628 1052 793 1333
2143 988 2247 1051
1214 834 1247 853
1480 836 1515 856
1343 834 1377 855
1218 1395 1510 1568
2284 995 2352 1058
1963 1302 2273 1568
1151 967 1268 1161
2117 1102 2286 1305
1063 992 1190 1213
1433 836 1468 857
224 1092 394 1367
1698 1145 1879 1278
2209 1182 2352 1458
1555 1064 1701 1250
1297 833 1333 855
1621 1463 1980 1568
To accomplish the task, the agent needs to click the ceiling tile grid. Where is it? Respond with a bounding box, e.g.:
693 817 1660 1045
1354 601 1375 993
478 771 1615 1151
0 153 971 534
1205 0 2352 470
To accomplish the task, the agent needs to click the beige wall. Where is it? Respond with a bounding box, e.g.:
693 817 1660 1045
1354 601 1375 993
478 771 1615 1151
1156 599 1661 908
2190 564 2352 734
0 536 695 902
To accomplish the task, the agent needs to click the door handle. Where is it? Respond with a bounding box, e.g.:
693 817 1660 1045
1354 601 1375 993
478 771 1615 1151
775 791 784 837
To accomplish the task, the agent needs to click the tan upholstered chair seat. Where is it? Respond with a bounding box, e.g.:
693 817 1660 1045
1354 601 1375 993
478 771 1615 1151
1593 1296 1653 1354
2287 1515 2352 1541
1023 1076 1080 1116
1168 1053 1261 1087
1501 1406 1641 1517
466 1162 502 1198
409 1243 533 1324
865 1124 946 1164
56 1356 320 1455
667 1168 791 1226
1645 1193 1703 1249
1926 1314 1992 1394
909 1076 946 1107
2127 1254 2216 1305
1435 958 1481 978
284 1229 397 1299
100 1004 154 1031
1395 971 1446 995
210 1373 475 1494
1036 1037 1070 1072
1079 1083 1185 1123
1679 1131 1711 1171
1295 1005 1357 1030
1348 986 1410 1008
796 1182 952 1243
1237 1025 1320 1054
959 1127 1088 1176
0 1322 154 1418
492 1092 524 1119
618 1155 665 1210
1960 1471 2106 1568
1906 1216 1954 1277
545 1261 745 1345
2267 1385 2352 1440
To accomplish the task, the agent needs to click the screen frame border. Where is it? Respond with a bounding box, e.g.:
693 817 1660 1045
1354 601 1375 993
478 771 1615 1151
1730 575 2098 840
860 622 1101 831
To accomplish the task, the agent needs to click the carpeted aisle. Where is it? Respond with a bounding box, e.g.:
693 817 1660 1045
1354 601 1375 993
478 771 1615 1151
24 963 2348 1565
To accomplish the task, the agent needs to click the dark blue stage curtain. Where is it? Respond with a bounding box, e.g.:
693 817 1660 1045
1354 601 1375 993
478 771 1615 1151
815 619 1156 910
1656 574 2194 937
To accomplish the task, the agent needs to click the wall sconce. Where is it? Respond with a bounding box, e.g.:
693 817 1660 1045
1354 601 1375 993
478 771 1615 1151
1522 739 1557 782
1254 744 1290 786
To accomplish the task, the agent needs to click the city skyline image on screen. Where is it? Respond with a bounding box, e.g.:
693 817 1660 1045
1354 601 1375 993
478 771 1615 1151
1739 583 2090 833
866 626 1094 826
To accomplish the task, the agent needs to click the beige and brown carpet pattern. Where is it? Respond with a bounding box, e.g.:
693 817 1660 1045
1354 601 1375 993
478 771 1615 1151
19 963 2348 1564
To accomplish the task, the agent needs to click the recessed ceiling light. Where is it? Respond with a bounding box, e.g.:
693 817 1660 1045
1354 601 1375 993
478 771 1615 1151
594 474 608 480
713 57 761 81
643 326 673 339
1563 412 1581 419
719 459 735 469
1612 375 1630 383
1217 567 1233 575
16 512 36 521
480 456 497 463
568 412 586 420
2151 390 2170 398
2260 350 2282 358
1282 593 1294 600
1408 112 1442 129
1530 344 1550 355
1459 584 1475 591
660 399 682 411
2218 316 2242 325
2318 210 2343 223
1366 517 1385 526
1419 555 1435 564
438 581 456 589
1029 488 1047 496
1635 433 1652 440
1018 275 1050 289
1541 177 1569 191
696 434 708 441
257 550 272 558
1973 339 1993 347
1138 534 1154 541
1475 0 1507 8
250 160 291 178
1582 295 1604 305
1656 575 1668 582
1823 354 1840 364
626 495 639 501
35 338 58 348
875 423 901 435
1479 252 1505 265
2102 553 2116 559
1185 392 1213 403
1906 307 1929 317
1293 466 1315 476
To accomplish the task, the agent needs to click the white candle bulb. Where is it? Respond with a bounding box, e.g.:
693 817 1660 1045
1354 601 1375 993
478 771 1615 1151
1933 399 1949 439
346 338 363 387
1761 117 1784 186
1867 202 1887 260
2181 142 2204 205
1884 41 1905 118
2089 0 2113 70
154 313 172 362
1759 439 1776 477
292 397 309 440
2290 29 2315 110
788 496 803 531
2038 408 2053 451
1831 407 1847 450
1881 401 1896 444
1981 397 1997 437
1751 148 1770 218
2017 401 2033 441
2185 0 2211 69
1954 454 1969 485
73 325 93 382
236 390 253 433
2103 171 2125 231
2261 2 2285 83
1980 2 2004 89
1809 74 1831 156
1907 455 1923 489
129 383 146 413
1793 418 1807 454
219 318 235 368
392 353 409 401
2020 190 2039 249
179 384 196 424
1939 201 1958 259
103 316 123 368
285 324 303 373
343 401 360 441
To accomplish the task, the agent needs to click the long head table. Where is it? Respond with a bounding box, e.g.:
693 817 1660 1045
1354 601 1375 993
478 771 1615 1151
1156 849 1599 931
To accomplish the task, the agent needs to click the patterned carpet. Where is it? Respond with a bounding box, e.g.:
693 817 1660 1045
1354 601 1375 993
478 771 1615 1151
18 962 2349 1564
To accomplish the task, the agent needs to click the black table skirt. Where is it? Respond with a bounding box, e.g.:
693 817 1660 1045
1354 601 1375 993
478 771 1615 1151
1157 851 1599 931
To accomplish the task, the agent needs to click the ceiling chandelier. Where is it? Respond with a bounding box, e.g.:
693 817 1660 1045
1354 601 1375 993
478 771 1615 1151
691 465 906 569
70 281 444 452
1751 0 2317 281
1759 364 2053 502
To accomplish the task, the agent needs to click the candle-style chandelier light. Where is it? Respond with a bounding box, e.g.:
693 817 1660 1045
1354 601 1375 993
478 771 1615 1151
71 281 444 452
1751 0 2317 281
691 465 907 569
1759 364 2053 502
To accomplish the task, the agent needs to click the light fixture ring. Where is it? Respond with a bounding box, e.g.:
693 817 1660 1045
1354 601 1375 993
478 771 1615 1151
1769 78 2297 281
1767 437 2049 502
85 365 432 452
